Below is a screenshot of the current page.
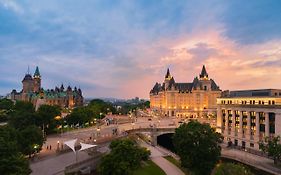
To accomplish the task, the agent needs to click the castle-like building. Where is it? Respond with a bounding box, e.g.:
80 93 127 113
150 65 222 117
10 66 83 109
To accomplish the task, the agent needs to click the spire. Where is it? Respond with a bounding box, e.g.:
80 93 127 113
34 66 41 78
199 65 208 79
26 65 30 75
165 68 172 80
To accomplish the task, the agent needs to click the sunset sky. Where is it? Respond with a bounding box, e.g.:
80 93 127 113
1 0 281 99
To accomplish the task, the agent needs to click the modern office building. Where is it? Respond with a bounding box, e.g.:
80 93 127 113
216 89 281 151
150 65 221 117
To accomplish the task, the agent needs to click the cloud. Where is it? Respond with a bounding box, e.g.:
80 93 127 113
1 1 281 98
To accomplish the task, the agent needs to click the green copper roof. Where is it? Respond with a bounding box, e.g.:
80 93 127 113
34 66 41 77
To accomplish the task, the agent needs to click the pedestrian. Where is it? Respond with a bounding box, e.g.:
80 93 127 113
50 145 52 150
47 145 49 150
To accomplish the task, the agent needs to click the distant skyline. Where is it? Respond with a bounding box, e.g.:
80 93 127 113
1 0 281 99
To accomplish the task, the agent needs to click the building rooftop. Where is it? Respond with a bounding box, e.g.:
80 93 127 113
221 89 281 98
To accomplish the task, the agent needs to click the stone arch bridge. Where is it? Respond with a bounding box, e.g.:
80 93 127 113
126 127 176 146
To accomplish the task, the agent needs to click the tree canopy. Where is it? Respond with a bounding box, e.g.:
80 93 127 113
259 136 281 164
173 121 223 175
98 138 150 175
0 126 31 175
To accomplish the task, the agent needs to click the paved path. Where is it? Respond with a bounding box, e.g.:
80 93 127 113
30 151 90 175
138 139 185 175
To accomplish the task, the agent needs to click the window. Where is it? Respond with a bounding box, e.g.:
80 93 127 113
204 86 207 91
250 143 254 147
272 101 275 105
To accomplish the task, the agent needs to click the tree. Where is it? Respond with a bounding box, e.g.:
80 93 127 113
98 138 150 175
0 98 14 122
259 136 281 164
67 106 93 125
211 163 253 175
0 126 31 175
18 125 44 157
37 105 61 133
0 98 14 110
173 121 223 175
88 99 116 117
8 101 37 129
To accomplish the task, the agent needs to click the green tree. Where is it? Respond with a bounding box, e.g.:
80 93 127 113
18 125 44 157
0 98 14 110
8 101 37 129
88 99 116 117
211 163 253 175
0 126 31 175
259 136 281 164
173 121 223 175
98 138 150 175
37 105 61 133
67 106 93 125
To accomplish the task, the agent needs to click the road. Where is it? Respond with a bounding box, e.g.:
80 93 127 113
39 115 180 158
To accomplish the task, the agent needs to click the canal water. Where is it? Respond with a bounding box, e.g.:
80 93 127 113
157 133 273 175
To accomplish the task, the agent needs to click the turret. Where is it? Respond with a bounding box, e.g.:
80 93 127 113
60 84 64 92
33 66 41 92
164 68 173 90
22 69 34 94
199 65 209 80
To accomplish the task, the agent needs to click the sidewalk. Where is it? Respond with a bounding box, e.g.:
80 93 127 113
138 139 185 175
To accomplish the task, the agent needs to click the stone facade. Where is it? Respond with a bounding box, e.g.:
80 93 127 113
150 65 222 117
10 66 83 109
216 89 281 151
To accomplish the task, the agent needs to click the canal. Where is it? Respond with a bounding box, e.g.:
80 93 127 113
157 133 274 175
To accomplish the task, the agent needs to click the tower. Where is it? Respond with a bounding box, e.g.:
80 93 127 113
199 65 209 80
33 66 41 93
199 65 211 91
22 66 34 94
164 68 173 90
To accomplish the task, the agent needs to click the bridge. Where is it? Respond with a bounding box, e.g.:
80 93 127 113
126 127 176 146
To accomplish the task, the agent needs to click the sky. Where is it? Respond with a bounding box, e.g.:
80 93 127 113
1 0 281 99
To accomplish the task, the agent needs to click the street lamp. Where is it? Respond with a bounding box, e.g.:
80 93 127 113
57 141 60 151
131 122 135 129
97 127 101 137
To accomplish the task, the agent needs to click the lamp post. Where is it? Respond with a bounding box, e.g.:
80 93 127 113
57 141 60 151
97 127 101 137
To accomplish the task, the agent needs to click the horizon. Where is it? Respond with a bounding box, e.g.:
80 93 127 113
1 1 281 99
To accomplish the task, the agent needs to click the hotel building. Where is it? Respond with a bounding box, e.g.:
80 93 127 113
216 89 281 151
150 65 221 117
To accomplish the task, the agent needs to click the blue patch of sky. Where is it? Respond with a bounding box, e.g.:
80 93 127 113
221 0 281 44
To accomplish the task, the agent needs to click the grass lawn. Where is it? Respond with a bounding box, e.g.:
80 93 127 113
164 156 190 175
133 160 166 175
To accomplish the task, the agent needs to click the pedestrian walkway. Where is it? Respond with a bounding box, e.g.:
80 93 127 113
138 139 185 175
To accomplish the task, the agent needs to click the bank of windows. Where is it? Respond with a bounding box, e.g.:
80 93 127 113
259 112 265 137
250 112 256 139
269 113 275 135
227 110 232 133
235 111 240 129
221 100 275 105
242 111 247 138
